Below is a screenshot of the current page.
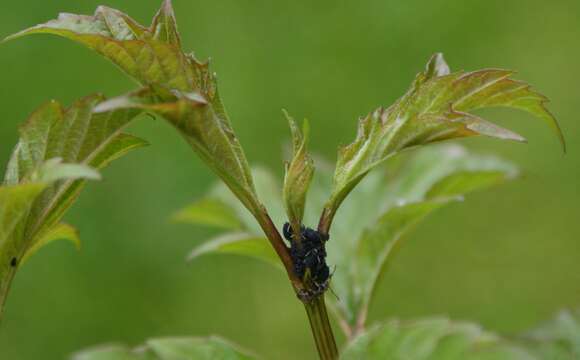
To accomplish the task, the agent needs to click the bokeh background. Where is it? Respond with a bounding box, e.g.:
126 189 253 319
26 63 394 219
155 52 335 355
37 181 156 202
0 0 578 359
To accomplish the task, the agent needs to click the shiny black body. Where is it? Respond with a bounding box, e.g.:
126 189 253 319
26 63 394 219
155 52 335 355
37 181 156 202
283 222 330 286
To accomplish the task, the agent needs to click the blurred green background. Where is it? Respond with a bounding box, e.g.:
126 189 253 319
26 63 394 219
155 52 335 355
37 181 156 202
0 0 578 359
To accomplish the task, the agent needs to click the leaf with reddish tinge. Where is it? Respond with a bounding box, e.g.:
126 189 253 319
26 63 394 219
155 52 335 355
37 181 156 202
325 53 564 223
4 1 260 219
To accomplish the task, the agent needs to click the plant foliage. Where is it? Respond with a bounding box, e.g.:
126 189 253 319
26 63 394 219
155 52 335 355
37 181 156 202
0 96 146 315
4 0 261 217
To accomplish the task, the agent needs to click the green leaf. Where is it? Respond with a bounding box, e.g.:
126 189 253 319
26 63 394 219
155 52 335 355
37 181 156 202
172 198 243 230
4 95 146 255
96 85 260 218
340 318 537 360
3 2 193 91
520 308 580 358
325 144 518 331
188 232 279 269
72 336 257 360
324 53 564 224
72 344 154 360
282 111 314 233
21 222 80 265
177 167 286 268
0 96 146 316
5 1 261 219
28 158 101 184
0 163 98 316
150 0 181 46
146 336 256 360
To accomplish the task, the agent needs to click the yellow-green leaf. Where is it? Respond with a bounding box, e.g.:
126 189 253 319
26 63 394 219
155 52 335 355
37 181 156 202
21 222 80 265
188 232 279 269
0 96 146 317
172 198 243 230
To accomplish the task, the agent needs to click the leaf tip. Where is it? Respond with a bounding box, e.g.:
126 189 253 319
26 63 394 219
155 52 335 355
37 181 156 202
425 52 450 78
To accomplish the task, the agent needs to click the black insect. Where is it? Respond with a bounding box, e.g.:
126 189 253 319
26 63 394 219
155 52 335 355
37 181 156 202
10 257 17 267
283 222 330 290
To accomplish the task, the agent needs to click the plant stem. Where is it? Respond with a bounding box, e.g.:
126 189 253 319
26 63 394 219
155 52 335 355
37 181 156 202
254 209 304 290
253 208 338 359
304 295 339 360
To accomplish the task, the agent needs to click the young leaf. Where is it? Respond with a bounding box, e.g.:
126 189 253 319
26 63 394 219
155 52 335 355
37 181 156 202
322 53 564 232
0 162 99 317
171 198 243 230
282 111 314 233
146 336 256 360
188 232 278 269
176 168 286 267
329 145 518 332
4 95 146 247
341 318 536 360
0 96 146 317
95 87 260 215
72 336 257 360
4 1 261 218
3 2 193 91
20 222 80 265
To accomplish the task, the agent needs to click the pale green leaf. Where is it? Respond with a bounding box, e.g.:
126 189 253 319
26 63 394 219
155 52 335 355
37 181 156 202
0 162 99 316
172 198 243 230
282 111 314 233
146 336 256 360
341 318 537 360
72 336 257 360
325 53 564 224
29 158 101 184
325 144 518 331
72 344 154 360
21 222 80 265
188 232 279 269
178 167 286 266
5 2 261 219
